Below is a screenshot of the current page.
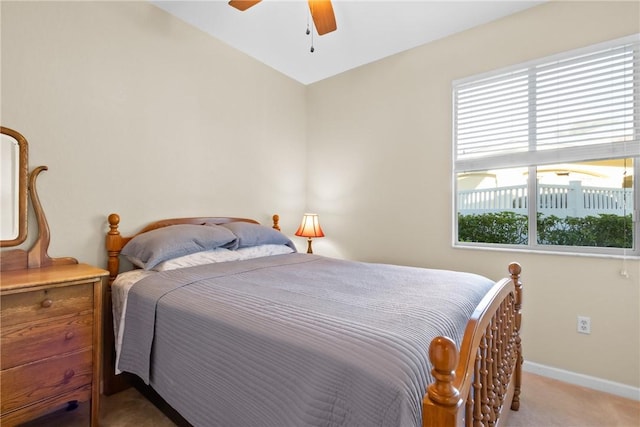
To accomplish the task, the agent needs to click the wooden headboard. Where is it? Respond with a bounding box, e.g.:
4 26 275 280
105 213 281 284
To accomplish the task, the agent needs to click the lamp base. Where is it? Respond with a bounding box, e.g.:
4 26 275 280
306 238 313 254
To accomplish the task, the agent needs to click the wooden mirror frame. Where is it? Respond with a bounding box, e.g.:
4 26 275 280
0 128 77 271
1 126 28 247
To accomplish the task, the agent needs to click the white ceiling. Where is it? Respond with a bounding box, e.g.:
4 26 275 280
151 0 545 85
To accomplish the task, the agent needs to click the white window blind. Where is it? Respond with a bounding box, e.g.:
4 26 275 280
454 35 640 173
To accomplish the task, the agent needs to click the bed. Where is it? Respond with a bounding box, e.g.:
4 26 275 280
102 213 523 427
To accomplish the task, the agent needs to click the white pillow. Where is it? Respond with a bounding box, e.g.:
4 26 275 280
235 244 295 260
152 248 242 271
152 244 295 272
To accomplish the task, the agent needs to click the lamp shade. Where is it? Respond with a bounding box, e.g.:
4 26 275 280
294 213 325 238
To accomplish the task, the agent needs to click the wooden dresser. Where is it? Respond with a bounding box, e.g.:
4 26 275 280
0 263 108 426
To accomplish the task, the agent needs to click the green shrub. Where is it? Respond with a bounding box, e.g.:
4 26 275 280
537 213 632 248
458 211 528 245
458 212 632 248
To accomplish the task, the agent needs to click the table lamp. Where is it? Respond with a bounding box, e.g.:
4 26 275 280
294 213 325 254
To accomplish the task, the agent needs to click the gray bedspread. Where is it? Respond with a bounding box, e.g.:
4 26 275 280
118 253 494 427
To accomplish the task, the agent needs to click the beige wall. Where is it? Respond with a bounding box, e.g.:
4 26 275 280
2 0 639 390
306 1 640 388
1 0 308 261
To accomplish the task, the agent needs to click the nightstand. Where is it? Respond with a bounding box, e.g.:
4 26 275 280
0 263 108 427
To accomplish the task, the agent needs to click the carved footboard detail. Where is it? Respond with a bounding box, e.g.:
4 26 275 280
511 262 523 411
423 263 522 427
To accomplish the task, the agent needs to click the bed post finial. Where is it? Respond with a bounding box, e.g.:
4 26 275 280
108 213 120 229
508 262 521 278
427 336 460 406
272 214 280 231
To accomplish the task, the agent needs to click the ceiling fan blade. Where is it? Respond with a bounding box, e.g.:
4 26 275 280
308 0 337 35
228 1 261 12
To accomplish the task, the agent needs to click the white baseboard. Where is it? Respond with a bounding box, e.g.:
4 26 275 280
523 361 640 401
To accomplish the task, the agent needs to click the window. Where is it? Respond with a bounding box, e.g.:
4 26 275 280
453 35 639 256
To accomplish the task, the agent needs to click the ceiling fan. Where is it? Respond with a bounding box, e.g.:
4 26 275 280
228 0 337 36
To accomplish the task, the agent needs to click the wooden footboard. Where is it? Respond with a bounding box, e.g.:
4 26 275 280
423 262 522 427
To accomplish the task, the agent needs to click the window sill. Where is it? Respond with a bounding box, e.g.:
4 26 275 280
453 242 640 261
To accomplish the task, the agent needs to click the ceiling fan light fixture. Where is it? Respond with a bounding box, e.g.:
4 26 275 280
228 0 336 53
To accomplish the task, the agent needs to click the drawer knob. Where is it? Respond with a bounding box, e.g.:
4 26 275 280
65 331 75 340
41 298 53 308
64 369 75 382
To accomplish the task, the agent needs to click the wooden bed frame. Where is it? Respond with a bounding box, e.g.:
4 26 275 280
102 213 523 427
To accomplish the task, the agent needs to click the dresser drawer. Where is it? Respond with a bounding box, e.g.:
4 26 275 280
0 385 92 427
1 312 93 370
0 283 93 327
0 348 93 414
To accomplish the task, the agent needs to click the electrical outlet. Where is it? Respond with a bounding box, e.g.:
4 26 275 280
577 316 591 334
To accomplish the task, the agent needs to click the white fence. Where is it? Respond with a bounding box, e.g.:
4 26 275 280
458 181 634 217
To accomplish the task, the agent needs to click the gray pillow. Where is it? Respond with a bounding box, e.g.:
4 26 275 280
121 224 238 270
219 222 296 252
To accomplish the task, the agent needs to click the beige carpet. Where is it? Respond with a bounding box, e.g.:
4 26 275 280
21 372 640 427
506 373 639 427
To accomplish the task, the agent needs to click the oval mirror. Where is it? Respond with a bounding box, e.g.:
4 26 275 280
1 126 28 247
